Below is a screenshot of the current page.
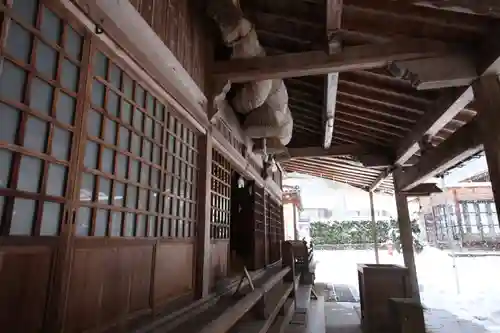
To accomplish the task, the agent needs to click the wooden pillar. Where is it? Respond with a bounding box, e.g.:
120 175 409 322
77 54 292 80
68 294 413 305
473 75 500 229
293 204 299 240
393 170 421 301
195 134 213 298
369 191 380 264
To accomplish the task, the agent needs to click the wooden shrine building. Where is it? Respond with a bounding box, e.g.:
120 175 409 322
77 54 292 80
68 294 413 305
1 0 500 332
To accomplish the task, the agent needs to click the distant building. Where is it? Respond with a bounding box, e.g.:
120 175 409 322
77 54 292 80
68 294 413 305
419 181 500 247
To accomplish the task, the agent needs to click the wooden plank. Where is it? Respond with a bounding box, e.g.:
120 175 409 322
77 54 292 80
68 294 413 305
213 40 452 82
393 170 421 302
395 87 474 166
195 135 213 298
397 119 482 191
388 55 478 90
473 75 500 228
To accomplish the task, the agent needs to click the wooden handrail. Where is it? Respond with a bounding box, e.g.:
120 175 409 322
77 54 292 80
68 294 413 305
198 267 292 333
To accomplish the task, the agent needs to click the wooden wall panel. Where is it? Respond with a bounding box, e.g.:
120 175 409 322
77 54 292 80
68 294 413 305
65 242 153 332
130 0 208 91
0 245 54 333
210 240 229 288
153 242 194 306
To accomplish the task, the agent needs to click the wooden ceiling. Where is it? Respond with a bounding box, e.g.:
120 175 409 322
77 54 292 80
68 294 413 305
232 0 498 193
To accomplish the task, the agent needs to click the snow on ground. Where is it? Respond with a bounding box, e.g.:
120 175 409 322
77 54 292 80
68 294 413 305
314 247 500 333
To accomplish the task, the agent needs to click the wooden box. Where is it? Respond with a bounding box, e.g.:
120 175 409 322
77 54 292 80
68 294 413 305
357 264 411 333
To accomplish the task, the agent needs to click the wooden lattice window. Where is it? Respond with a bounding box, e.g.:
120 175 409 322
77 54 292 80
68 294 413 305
76 49 198 237
0 0 84 236
252 185 266 268
210 149 231 239
267 195 283 264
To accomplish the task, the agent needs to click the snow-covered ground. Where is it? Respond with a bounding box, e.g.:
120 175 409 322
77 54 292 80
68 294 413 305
314 247 500 333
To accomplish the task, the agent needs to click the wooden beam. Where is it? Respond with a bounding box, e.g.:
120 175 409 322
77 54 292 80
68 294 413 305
397 119 483 191
473 75 500 224
401 183 442 196
323 0 343 149
213 39 452 82
388 55 478 90
395 87 474 166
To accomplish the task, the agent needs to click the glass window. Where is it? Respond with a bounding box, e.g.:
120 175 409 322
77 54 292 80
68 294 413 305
12 0 38 25
30 78 54 115
24 116 48 152
122 74 133 98
65 26 82 60
41 202 61 236
104 118 117 145
110 211 122 236
124 213 134 236
0 103 20 143
87 110 102 137
40 7 62 44
106 90 119 117
130 159 139 183
91 80 105 107
46 164 67 197
121 100 132 124
118 126 130 151
134 85 145 107
51 127 71 161
98 177 111 204
80 173 95 201
0 150 12 188
101 148 114 174
136 215 146 236
56 92 77 126
93 52 108 77
18 155 42 192
76 207 91 236
126 185 137 208
83 141 99 169
11 198 36 235
6 22 33 63
116 153 128 179
109 64 121 89
95 209 108 236
0 61 27 102
61 59 79 92
114 181 125 206
35 41 57 79
133 109 143 132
